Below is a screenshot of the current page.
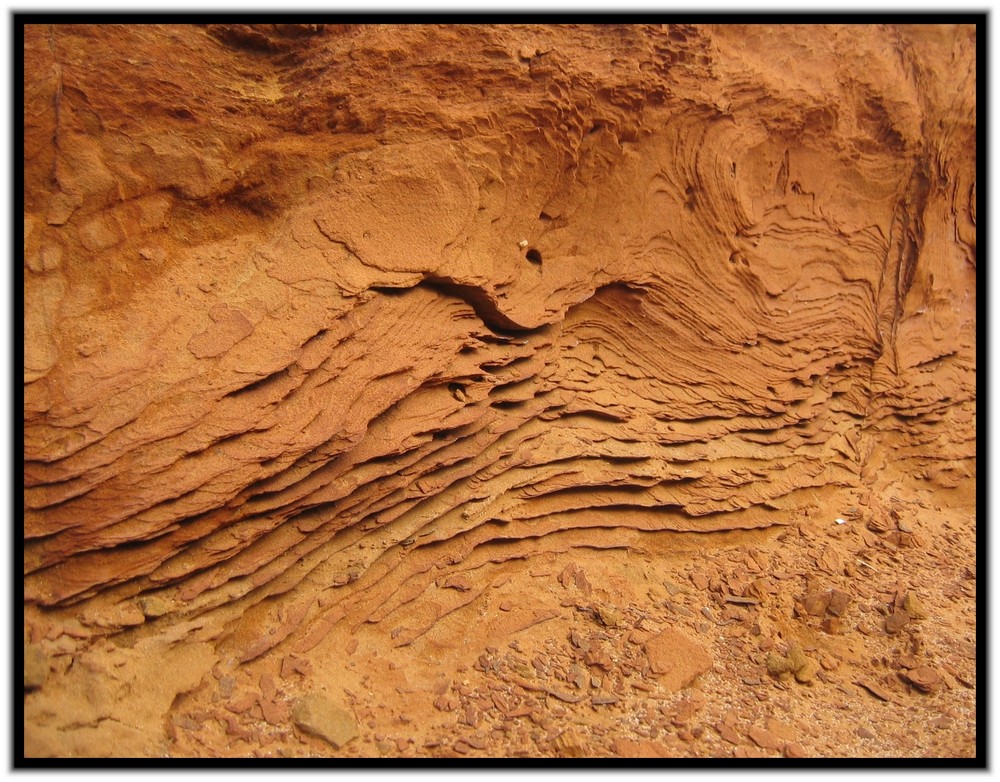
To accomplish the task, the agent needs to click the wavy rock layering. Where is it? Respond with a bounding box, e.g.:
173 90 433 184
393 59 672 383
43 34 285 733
23 23 975 660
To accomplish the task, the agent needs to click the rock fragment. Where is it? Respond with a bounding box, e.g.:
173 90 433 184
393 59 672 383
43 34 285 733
784 742 808 758
797 591 831 617
827 589 851 616
765 718 797 743
767 652 794 677
643 628 712 692
595 605 620 628
291 693 359 749
558 563 592 596
552 729 585 757
441 574 473 592
796 588 851 619
794 658 820 684
855 678 899 703
902 592 928 620
901 666 941 693
765 642 819 685
748 725 783 751
715 722 741 745
885 609 911 634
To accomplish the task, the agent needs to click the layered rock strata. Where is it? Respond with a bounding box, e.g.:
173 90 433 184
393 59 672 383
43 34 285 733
23 23 976 657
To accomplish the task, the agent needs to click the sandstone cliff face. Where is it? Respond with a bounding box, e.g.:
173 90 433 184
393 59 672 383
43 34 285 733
23 23 974 697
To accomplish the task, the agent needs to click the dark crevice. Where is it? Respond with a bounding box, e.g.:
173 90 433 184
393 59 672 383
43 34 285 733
597 454 652 465
424 276 537 335
372 278 539 335
491 399 527 411
226 369 290 399
371 285 411 297
299 328 329 350
555 408 629 424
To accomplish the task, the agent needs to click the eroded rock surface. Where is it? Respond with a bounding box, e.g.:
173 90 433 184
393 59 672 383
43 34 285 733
22 22 976 758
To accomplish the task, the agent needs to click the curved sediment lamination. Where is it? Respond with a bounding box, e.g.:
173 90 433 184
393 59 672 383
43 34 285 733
23 23 974 665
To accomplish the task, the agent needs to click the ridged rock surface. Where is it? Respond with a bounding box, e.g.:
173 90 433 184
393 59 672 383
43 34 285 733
24 23 975 674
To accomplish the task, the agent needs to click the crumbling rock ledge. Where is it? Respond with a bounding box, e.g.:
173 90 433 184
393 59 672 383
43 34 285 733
23 23 974 677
